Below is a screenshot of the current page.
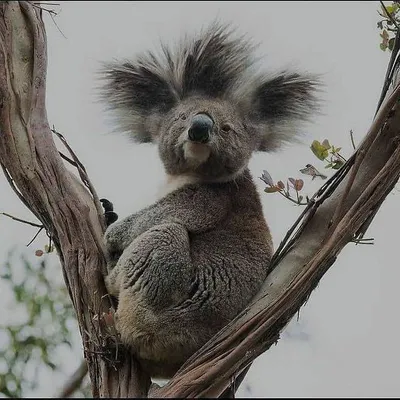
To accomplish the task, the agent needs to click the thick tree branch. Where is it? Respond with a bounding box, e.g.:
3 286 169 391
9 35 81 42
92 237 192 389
1 1 399 399
0 1 150 397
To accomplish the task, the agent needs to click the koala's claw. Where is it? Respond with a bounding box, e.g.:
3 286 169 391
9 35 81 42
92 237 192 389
100 198 114 212
100 198 119 227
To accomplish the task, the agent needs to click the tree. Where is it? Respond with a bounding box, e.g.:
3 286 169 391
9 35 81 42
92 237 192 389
1 1 399 397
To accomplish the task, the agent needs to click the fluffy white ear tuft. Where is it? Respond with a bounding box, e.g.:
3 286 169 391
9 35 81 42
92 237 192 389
241 72 322 151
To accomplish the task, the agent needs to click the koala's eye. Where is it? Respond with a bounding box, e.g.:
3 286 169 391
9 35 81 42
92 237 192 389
221 123 232 133
179 113 187 121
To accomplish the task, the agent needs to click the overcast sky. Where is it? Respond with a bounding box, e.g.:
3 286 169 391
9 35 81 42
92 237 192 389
1 1 399 397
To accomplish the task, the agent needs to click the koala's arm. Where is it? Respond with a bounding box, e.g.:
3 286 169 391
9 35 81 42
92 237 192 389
104 185 230 259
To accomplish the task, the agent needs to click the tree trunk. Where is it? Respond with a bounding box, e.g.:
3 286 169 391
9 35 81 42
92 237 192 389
0 2 149 397
1 1 399 398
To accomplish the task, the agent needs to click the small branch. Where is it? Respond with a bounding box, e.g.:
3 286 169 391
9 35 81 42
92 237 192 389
278 190 308 206
32 1 68 40
58 151 79 168
51 127 105 231
335 152 347 163
56 359 88 398
26 226 44 247
350 129 356 150
0 212 43 228
31 2 59 16
0 164 35 218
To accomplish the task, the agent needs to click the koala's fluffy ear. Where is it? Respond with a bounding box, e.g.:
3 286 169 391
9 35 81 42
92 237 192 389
100 60 177 142
244 73 321 152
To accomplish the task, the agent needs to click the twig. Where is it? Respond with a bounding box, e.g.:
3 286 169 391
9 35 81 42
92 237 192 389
26 227 44 247
352 237 374 245
1 212 43 228
350 129 356 150
278 190 308 206
1 212 46 247
335 152 347 163
55 359 88 398
31 2 57 16
51 127 105 229
32 2 66 39
48 9 67 39
52 128 86 172
58 151 78 168
1 163 33 216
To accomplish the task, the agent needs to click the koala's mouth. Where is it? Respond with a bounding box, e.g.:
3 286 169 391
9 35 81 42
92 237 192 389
182 141 211 166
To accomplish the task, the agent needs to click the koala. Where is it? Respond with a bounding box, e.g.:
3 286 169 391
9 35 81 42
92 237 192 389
100 22 319 379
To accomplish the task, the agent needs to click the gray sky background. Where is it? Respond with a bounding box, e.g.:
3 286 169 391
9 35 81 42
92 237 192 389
1 1 399 397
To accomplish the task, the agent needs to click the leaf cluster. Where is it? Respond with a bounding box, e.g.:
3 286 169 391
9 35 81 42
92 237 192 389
0 253 76 397
377 2 400 51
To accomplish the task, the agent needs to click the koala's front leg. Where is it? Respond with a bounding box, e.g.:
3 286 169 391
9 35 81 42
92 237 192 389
105 222 192 307
103 210 148 272
103 185 229 272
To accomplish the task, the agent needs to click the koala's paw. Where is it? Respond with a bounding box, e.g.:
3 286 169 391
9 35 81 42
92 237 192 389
100 198 119 227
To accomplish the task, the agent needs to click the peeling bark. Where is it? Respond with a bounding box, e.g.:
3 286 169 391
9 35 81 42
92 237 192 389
1 1 399 398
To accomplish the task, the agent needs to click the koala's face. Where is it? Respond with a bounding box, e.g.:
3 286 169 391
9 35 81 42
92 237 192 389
157 98 255 181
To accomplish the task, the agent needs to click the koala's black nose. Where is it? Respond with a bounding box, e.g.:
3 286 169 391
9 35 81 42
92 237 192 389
188 113 214 143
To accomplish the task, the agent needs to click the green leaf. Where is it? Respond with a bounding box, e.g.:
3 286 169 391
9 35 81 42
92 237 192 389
386 4 399 15
264 186 280 193
310 140 329 161
380 42 388 51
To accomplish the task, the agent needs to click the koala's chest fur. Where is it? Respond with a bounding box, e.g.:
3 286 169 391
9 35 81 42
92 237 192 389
155 174 200 200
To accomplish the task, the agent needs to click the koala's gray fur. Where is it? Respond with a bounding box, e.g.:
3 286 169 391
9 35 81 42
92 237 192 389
100 22 320 378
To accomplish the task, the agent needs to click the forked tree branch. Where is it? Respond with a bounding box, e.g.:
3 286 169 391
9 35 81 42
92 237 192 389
1 1 399 398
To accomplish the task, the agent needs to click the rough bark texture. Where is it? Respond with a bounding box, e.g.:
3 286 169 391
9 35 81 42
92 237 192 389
1 1 399 398
0 2 150 397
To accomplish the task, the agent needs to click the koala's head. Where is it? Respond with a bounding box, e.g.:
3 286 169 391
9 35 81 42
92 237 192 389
101 23 321 182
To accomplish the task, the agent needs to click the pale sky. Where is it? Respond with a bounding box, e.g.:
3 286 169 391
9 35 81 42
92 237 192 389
1 1 399 397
